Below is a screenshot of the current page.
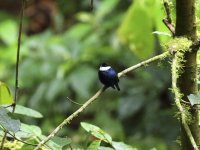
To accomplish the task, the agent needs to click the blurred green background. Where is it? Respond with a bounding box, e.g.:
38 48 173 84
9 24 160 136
0 0 181 149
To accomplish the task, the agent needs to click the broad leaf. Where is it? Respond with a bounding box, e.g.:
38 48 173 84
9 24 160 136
96 0 119 21
188 94 200 106
99 146 114 150
6 105 43 118
0 81 13 105
0 20 17 45
112 141 135 150
0 107 20 133
86 140 101 150
20 139 38 150
65 23 91 40
118 0 169 59
117 0 154 59
39 135 71 150
51 136 71 148
81 122 112 143
20 123 42 137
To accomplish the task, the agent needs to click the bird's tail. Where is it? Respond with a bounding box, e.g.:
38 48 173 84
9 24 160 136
115 83 120 91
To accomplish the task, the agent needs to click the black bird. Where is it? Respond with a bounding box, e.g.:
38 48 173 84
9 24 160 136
98 63 120 91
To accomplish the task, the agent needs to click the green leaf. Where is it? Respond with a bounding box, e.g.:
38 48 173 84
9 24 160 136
39 135 71 150
6 105 43 118
99 146 114 150
20 139 38 150
81 122 112 143
117 0 154 59
0 20 17 45
96 0 119 21
76 12 93 23
65 23 91 40
0 107 20 133
150 0 170 43
112 141 135 150
188 94 200 106
17 123 70 150
118 0 170 59
86 140 101 150
0 81 13 105
152 31 171 37
20 123 42 137
51 136 71 148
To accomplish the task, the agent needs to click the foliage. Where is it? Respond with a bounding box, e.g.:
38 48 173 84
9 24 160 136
0 81 13 105
166 38 192 77
187 94 200 106
0 107 20 133
81 122 135 150
0 0 189 149
118 0 170 59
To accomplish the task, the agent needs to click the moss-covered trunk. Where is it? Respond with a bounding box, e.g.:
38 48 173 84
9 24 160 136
175 0 200 149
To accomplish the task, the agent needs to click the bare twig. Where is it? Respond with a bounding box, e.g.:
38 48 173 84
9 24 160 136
0 132 7 150
13 0 25 113
66 97 83 106
162 0 175 36
118 52 170 77
1 0 25 149
34 51 170 149
163 0 172 23
162 19 175 36
34 87 107 149
172 55 198 150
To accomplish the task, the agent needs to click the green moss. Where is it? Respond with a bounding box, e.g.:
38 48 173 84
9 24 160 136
182 103 193 124
169 37 193 124
168 38 192 77
164 37 192 53
172 87 193 124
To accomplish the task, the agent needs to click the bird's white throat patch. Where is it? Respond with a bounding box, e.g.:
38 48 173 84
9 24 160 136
99 66 111 71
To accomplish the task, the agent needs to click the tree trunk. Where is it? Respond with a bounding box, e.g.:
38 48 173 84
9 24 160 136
175 0 200 149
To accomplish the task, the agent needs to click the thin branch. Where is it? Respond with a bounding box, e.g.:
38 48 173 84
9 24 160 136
163 0 172 23
118 51 170 77
13 0 25 113
162 19 175 36
0 132 7 150
34 87 106 150
66 97 83 106
172 56 198 150
162 0 175 36
1 1 25 149
34 51 170 149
